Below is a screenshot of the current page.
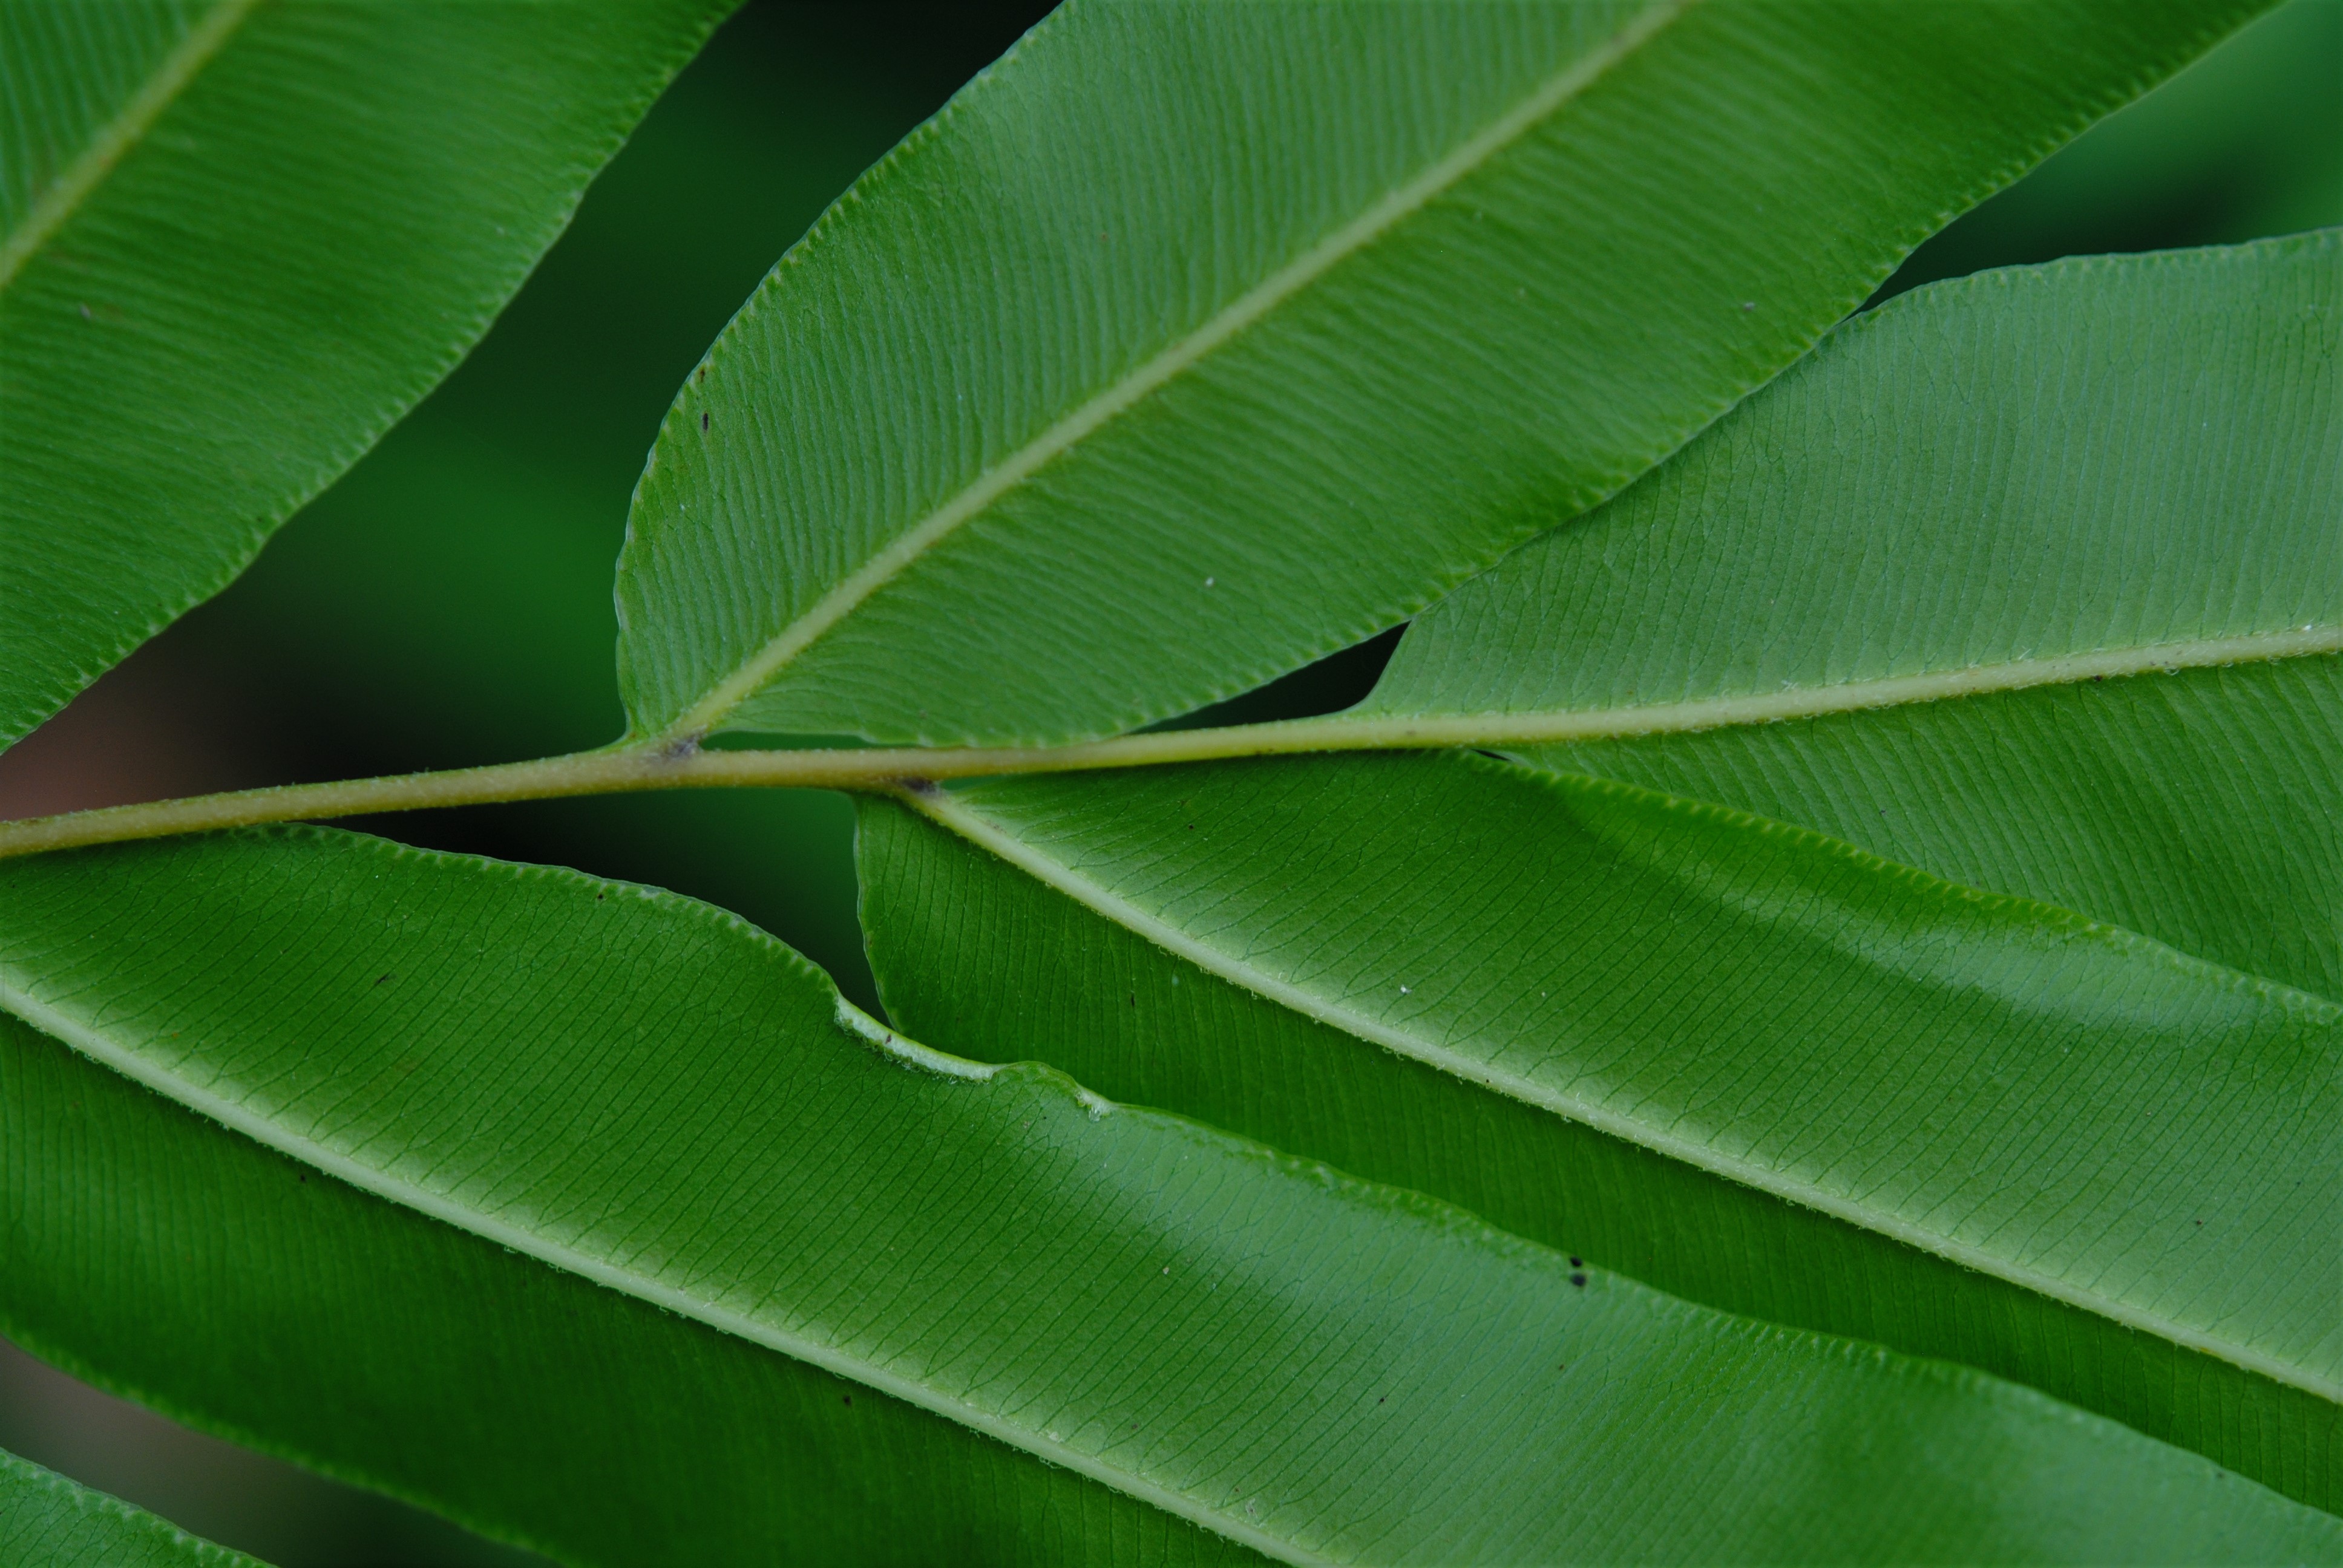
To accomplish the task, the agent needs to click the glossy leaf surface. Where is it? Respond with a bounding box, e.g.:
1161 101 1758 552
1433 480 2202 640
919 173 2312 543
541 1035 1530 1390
614 0 2261 747
0 1010 1240 1568
0 0 722 749
2 832 2328 1563
856 237 2343 1512
0 1447 255 1567
863 754 2340 1508
1366 233 2341 999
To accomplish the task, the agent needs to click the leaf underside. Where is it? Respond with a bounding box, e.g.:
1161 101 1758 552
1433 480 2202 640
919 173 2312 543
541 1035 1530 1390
1 4 2332 1561
615 0 2264 749
860 236 2342 1511
0 1010 1246 1568
2 830 2330 1564
0 0 722 750
1371 232 2341 1001
0 1446 255 1568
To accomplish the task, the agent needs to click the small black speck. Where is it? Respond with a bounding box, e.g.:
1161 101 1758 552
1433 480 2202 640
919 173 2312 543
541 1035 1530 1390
1377 1396 1386 1404
701 411 710 432
374 973 394 985
841 1394 851 1406
297 1174 307 1184
2091 673 2105 682
2195 1218 2204 1225
1570 1273 1587 1287
595 892 606 901
1567 1256 1581 1267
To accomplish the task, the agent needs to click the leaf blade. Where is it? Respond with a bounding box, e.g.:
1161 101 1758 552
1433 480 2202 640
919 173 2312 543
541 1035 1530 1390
0 1446 260 1568
851 230 2343 1507
860 785 2341 1509
0 0 254 289
1522 656 2341 1002
0 1010 1244 1568
0 0 724 748
1365 232 2341 996
615 0 2266 746
3 830 2326 1561
884 756 2339 1395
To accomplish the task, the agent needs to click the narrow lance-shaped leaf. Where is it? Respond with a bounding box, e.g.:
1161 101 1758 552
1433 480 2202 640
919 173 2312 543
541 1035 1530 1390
864 757 2341 1511
615 0 2266 748
0 1446 260 1568
0 0 724 749
0 1010 1241 1568
1363 231 2341 999
4 831 2329 1564
857 238 2342 1509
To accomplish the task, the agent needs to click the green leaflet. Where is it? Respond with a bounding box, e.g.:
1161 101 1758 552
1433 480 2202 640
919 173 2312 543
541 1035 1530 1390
859 756 2341 1508
614 0 2264 748
853 240 2343 1511
1516 659 2341 1000
3 834 2331 1563
0 1012 1242 1568
1365 234 2342 999
0 0 723 750
0 1446 258 1568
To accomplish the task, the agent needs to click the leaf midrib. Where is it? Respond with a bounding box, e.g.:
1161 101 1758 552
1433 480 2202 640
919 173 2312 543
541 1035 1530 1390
0 972 1326 1568
1357 626 2343 740
5 632 2336 866
663 0 1696 740
906 779 2340 1402
0 0 259 293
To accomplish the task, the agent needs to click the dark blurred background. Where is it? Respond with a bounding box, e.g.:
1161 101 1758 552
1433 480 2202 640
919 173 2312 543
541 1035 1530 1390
1 1 2335 1560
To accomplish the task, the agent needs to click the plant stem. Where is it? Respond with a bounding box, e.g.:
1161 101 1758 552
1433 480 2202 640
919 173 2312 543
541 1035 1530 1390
0 719 1360 861
2 629 2331 861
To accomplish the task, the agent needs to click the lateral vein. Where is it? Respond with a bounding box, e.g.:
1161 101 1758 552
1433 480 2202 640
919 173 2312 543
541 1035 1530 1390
0 0 260 292
665 0 1697 739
